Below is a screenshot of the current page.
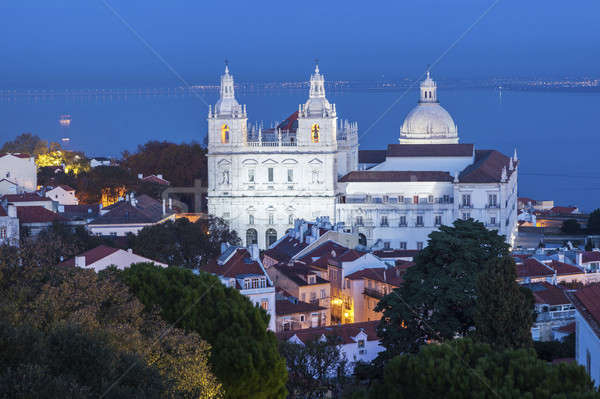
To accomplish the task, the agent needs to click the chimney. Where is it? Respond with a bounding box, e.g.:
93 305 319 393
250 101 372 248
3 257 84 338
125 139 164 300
248 244 259 261
7 204 16 218
75 256 86 268
127 248 133 254
162 199 166 215
168 198 173 210
577 252 583 266
157 174 163 179
138 173 143 179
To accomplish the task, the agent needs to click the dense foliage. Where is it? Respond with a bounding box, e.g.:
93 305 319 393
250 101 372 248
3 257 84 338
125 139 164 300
370 339 598 399
127 217 240 268
0 132 52 156
534 333 576 362
588 209 600 235
122 141 207 187
375 219 513 356
0 263 223 398
119 263 287 399
562 218 582 234
473 255 535 349
279 336 349 399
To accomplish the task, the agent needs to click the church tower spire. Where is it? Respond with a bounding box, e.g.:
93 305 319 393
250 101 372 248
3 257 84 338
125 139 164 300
419 70 438 103
214 61 243 117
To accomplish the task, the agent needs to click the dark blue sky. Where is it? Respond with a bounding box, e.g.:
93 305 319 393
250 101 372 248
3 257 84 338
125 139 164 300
0 1 598 88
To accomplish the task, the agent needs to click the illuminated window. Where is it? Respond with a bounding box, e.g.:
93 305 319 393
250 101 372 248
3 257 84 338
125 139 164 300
221 124 230 143
311 123 320 143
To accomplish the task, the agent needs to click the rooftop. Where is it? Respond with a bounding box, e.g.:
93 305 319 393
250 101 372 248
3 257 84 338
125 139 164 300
339 170 453 183
276 320 379 345
17 206 65 224
571 284 600 339
271 263 329 287
276 299 325 316
459 150 515 183
89 195 167 225
583 251 600 263
346 267 403 287
386 143 474 157
200 248 267 281
57 245 120 267
525 282 570 305
2 193 51 203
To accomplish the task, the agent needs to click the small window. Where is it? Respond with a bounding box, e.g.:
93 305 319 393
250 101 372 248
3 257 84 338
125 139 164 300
268 214 274 225
260 299 269 311
268 168 274 182
383 241 391 249
463 213 470 220
399 216 407 226
249 214 254 225
416 216 424 226
383 195 389 203
300 314 305 322
221 124 230 143
320 289 326 299
288 214 294 225
398 195 404 203
428 195 434 203
490 217 496 225
356 216 363 226
400 242 407 250
381 216 388 227
287 169 293 182
248 169 255 182
435 215 442 226
301 293 306 302
417 242 424 250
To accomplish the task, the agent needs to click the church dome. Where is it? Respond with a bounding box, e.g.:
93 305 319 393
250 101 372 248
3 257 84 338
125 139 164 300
399 72 459 144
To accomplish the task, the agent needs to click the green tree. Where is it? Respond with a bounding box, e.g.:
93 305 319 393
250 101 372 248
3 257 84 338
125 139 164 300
119 263 287 399
562 219 582 234
0 322 165 398
588 209 600 235
375 219 510 356
0 132 49 156
122 141 208 187
473 255 535 349
370 339 598 399
0 264 223 399
128 217 240 268
586 238 594 251
279 335 349 399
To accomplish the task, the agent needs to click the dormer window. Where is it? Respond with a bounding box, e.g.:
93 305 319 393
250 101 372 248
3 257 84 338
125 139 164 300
308 275 316 284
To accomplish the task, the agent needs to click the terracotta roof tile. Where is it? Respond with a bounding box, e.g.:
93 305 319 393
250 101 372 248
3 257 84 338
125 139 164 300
339 170 453 183
200 248 267 280
516 258 554 278
373 249 420 259
386 143 474 157
58 185 75 191
358 150 387 164
57 245 120 267
17 206 65 223
0 153 31 159
2 193 51 202
572 284 600 338
276 300 325 316
548 260 583 276
346 267 403 287
276 320 379 345
277 111 299 132
263 235 308 264
527 282 570 305
141 175 170 185
459 150 515 183
271 263 329 287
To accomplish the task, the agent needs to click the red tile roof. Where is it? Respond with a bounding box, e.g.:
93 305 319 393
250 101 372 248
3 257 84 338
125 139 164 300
57 245 120 267
556 322 575 334
276 300 325 316
0 153 31 159
549 206 578 215
277 111 299 132
358 150 387 164
271 263 329 287
298 241 366 266
2 193 51 202
530 282 570 305
572 284 600 338
339 170 453 183
141 175 170 185
459 150 515 183
516 258 554 278
263 235 308 264
386 143 474 157
58 185 75 191
583 252 600 263
346 267 403 287
17 206 65 223
0 206 7 217
547 260 583 276
276 320 379 345
200 248 266 280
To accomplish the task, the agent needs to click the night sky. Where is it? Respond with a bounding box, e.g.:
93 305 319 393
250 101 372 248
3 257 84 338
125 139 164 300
0 1 598 88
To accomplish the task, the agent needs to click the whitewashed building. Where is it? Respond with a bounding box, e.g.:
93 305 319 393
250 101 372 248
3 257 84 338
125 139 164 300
207 64 358 249
0 153 37 195
0 204 19 246
206 65 518 249
45 185 79 205
57 245 167 272
570 285 600 386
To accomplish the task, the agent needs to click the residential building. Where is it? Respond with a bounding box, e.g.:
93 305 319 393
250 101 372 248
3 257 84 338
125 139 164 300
275 297 329 332
276 321 384 373
0 153 37 195
525 282 575 341
17 206 66 236
0 204 19 246
90 157 112 168
139 174 170 186
59 203 101 224
45 185 79 205
87 194 175 236
569 284 600 386
515 256 587 285
200 245 277 331
2 193 55 211
57 245 167 272
206 65 518 249
578 251 600 273
344 266 404 322
268 263 331 312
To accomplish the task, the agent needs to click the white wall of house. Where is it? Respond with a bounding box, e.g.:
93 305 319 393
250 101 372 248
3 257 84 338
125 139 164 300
576 311 600 386
0 155 36 194
87 224 151 237
46 186 78 205
0 207 19 246
77 249 167 272
242 287 277 332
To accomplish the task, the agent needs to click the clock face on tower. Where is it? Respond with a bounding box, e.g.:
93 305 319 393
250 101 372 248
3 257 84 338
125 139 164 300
311 123 320 143
221 124 230 143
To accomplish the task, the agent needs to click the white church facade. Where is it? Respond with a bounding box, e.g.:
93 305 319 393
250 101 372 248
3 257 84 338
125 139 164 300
207 66 518 250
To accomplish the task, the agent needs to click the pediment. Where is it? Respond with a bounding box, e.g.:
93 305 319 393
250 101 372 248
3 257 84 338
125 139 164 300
262 158 278 165
308 158 323 165
242 159 258 166
282 158 298 165
217 159 231 166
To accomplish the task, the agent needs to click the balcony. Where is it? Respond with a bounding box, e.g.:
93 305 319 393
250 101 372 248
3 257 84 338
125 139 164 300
459 204 473 209
485 204 500 209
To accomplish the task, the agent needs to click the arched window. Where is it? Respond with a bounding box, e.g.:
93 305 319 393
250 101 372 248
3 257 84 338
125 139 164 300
246 228 258 245
221 124 230 143
358 233 367 246
288 214 294 225
266 228 278 247
311 123 320 143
